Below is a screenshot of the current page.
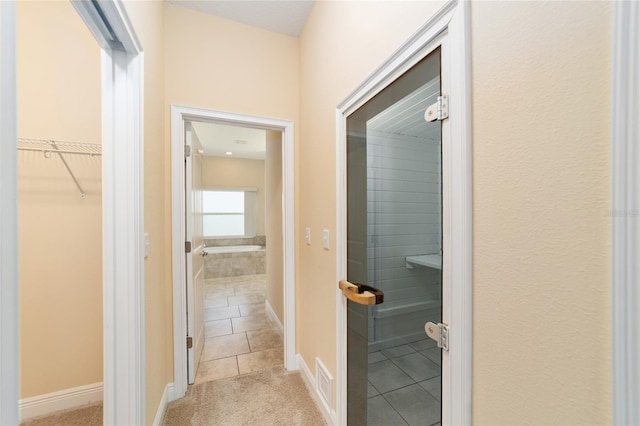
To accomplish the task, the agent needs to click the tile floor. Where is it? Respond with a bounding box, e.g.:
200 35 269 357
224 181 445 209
197 273 441 425
195 274 284 384
367 339 442 426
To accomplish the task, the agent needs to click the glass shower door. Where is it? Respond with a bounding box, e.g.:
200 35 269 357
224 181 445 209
343 48 443 426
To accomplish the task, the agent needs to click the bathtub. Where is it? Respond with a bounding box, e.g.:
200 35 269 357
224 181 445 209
203 245 265 278
204 245 263 254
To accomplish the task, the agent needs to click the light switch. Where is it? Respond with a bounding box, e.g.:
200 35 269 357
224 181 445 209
144 233 150 258
305 227 311 245
323 229 330 250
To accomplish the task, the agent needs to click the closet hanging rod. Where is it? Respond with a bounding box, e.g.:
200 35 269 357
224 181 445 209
17 138 101 199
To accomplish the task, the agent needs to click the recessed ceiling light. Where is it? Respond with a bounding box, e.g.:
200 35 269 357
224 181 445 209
225 151 233 155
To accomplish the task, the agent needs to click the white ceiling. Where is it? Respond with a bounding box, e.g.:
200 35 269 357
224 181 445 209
166 0 315 37
191 121 266 160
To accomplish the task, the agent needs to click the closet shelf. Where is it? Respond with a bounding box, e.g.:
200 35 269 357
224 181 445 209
17 138 101 199
18 138 101 157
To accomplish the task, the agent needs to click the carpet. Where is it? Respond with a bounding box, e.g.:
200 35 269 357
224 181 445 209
163 366 327 426
20 403 102 426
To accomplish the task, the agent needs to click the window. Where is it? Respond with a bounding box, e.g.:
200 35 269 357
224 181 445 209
203 189 257 237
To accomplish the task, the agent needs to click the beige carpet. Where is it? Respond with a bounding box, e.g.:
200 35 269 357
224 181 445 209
163 366 327 426
20 403 102 426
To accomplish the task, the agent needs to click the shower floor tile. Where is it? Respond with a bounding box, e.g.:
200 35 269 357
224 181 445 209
367 395 408 426
421 348 441 365
367 341 443 426
391 352 440 382
368 360 414 394
368 351 388 364
409 339 437 352
418 376 441 401
381 344 416 359
383 384 440 426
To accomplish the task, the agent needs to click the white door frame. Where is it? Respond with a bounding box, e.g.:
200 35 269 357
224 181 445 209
0 2 19 424
334 1 472 425
0 1 146 424
171 105 296 399
611 2 640 425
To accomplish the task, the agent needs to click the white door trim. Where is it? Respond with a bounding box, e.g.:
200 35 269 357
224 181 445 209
611 2 640 425
334 1 472 425
1 1 145 423
73 2 146 424
0 2 19 424
171 105 296 399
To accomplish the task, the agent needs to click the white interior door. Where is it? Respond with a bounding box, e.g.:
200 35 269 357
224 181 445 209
185 122 205 384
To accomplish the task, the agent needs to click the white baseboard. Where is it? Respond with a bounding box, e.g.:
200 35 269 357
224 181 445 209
152 383 174 426
19 382 103 421
296 354 336 426
265 300 284 334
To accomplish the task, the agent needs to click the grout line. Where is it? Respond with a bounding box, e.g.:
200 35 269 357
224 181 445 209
379 392 410 426
247 331 254 352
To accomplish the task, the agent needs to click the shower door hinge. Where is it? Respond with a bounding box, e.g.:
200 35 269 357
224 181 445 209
424 95 449 122
185 241 192 253
186 336 193 349
425 321 449 351
184 144 191 158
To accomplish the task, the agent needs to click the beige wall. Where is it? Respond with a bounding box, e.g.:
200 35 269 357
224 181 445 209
17 1 172 419
471 2 612 423
201 156 266 236
163 3 299 121
17 1 102 398
298 0 446 399
299 0 612 421
163 9 298 409
121 0 172 422
17 1 612 421
265 131 283 323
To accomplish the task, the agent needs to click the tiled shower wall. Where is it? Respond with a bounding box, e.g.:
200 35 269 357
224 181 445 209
367 130 442 349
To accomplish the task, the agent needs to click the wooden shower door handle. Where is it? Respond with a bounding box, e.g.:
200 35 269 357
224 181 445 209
339 280 384 305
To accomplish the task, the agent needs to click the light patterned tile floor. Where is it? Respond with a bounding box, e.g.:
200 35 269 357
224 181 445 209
196 274 440 426
194 274 284 385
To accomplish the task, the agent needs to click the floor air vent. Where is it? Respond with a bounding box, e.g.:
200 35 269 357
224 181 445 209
315 358 333 410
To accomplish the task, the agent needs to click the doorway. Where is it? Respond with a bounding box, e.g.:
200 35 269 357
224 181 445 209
343 47 443 426
184 121 283 385
335 3 472 424
17 2 103 422
1 1 145 424
171 106 296 399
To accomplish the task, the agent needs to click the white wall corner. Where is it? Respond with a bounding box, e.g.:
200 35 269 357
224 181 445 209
19 382 103 422
152 383 174 426
265 300 284 334
296 354 336 426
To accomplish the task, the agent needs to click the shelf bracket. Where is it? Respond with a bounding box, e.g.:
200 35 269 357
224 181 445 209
50 142 86 199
